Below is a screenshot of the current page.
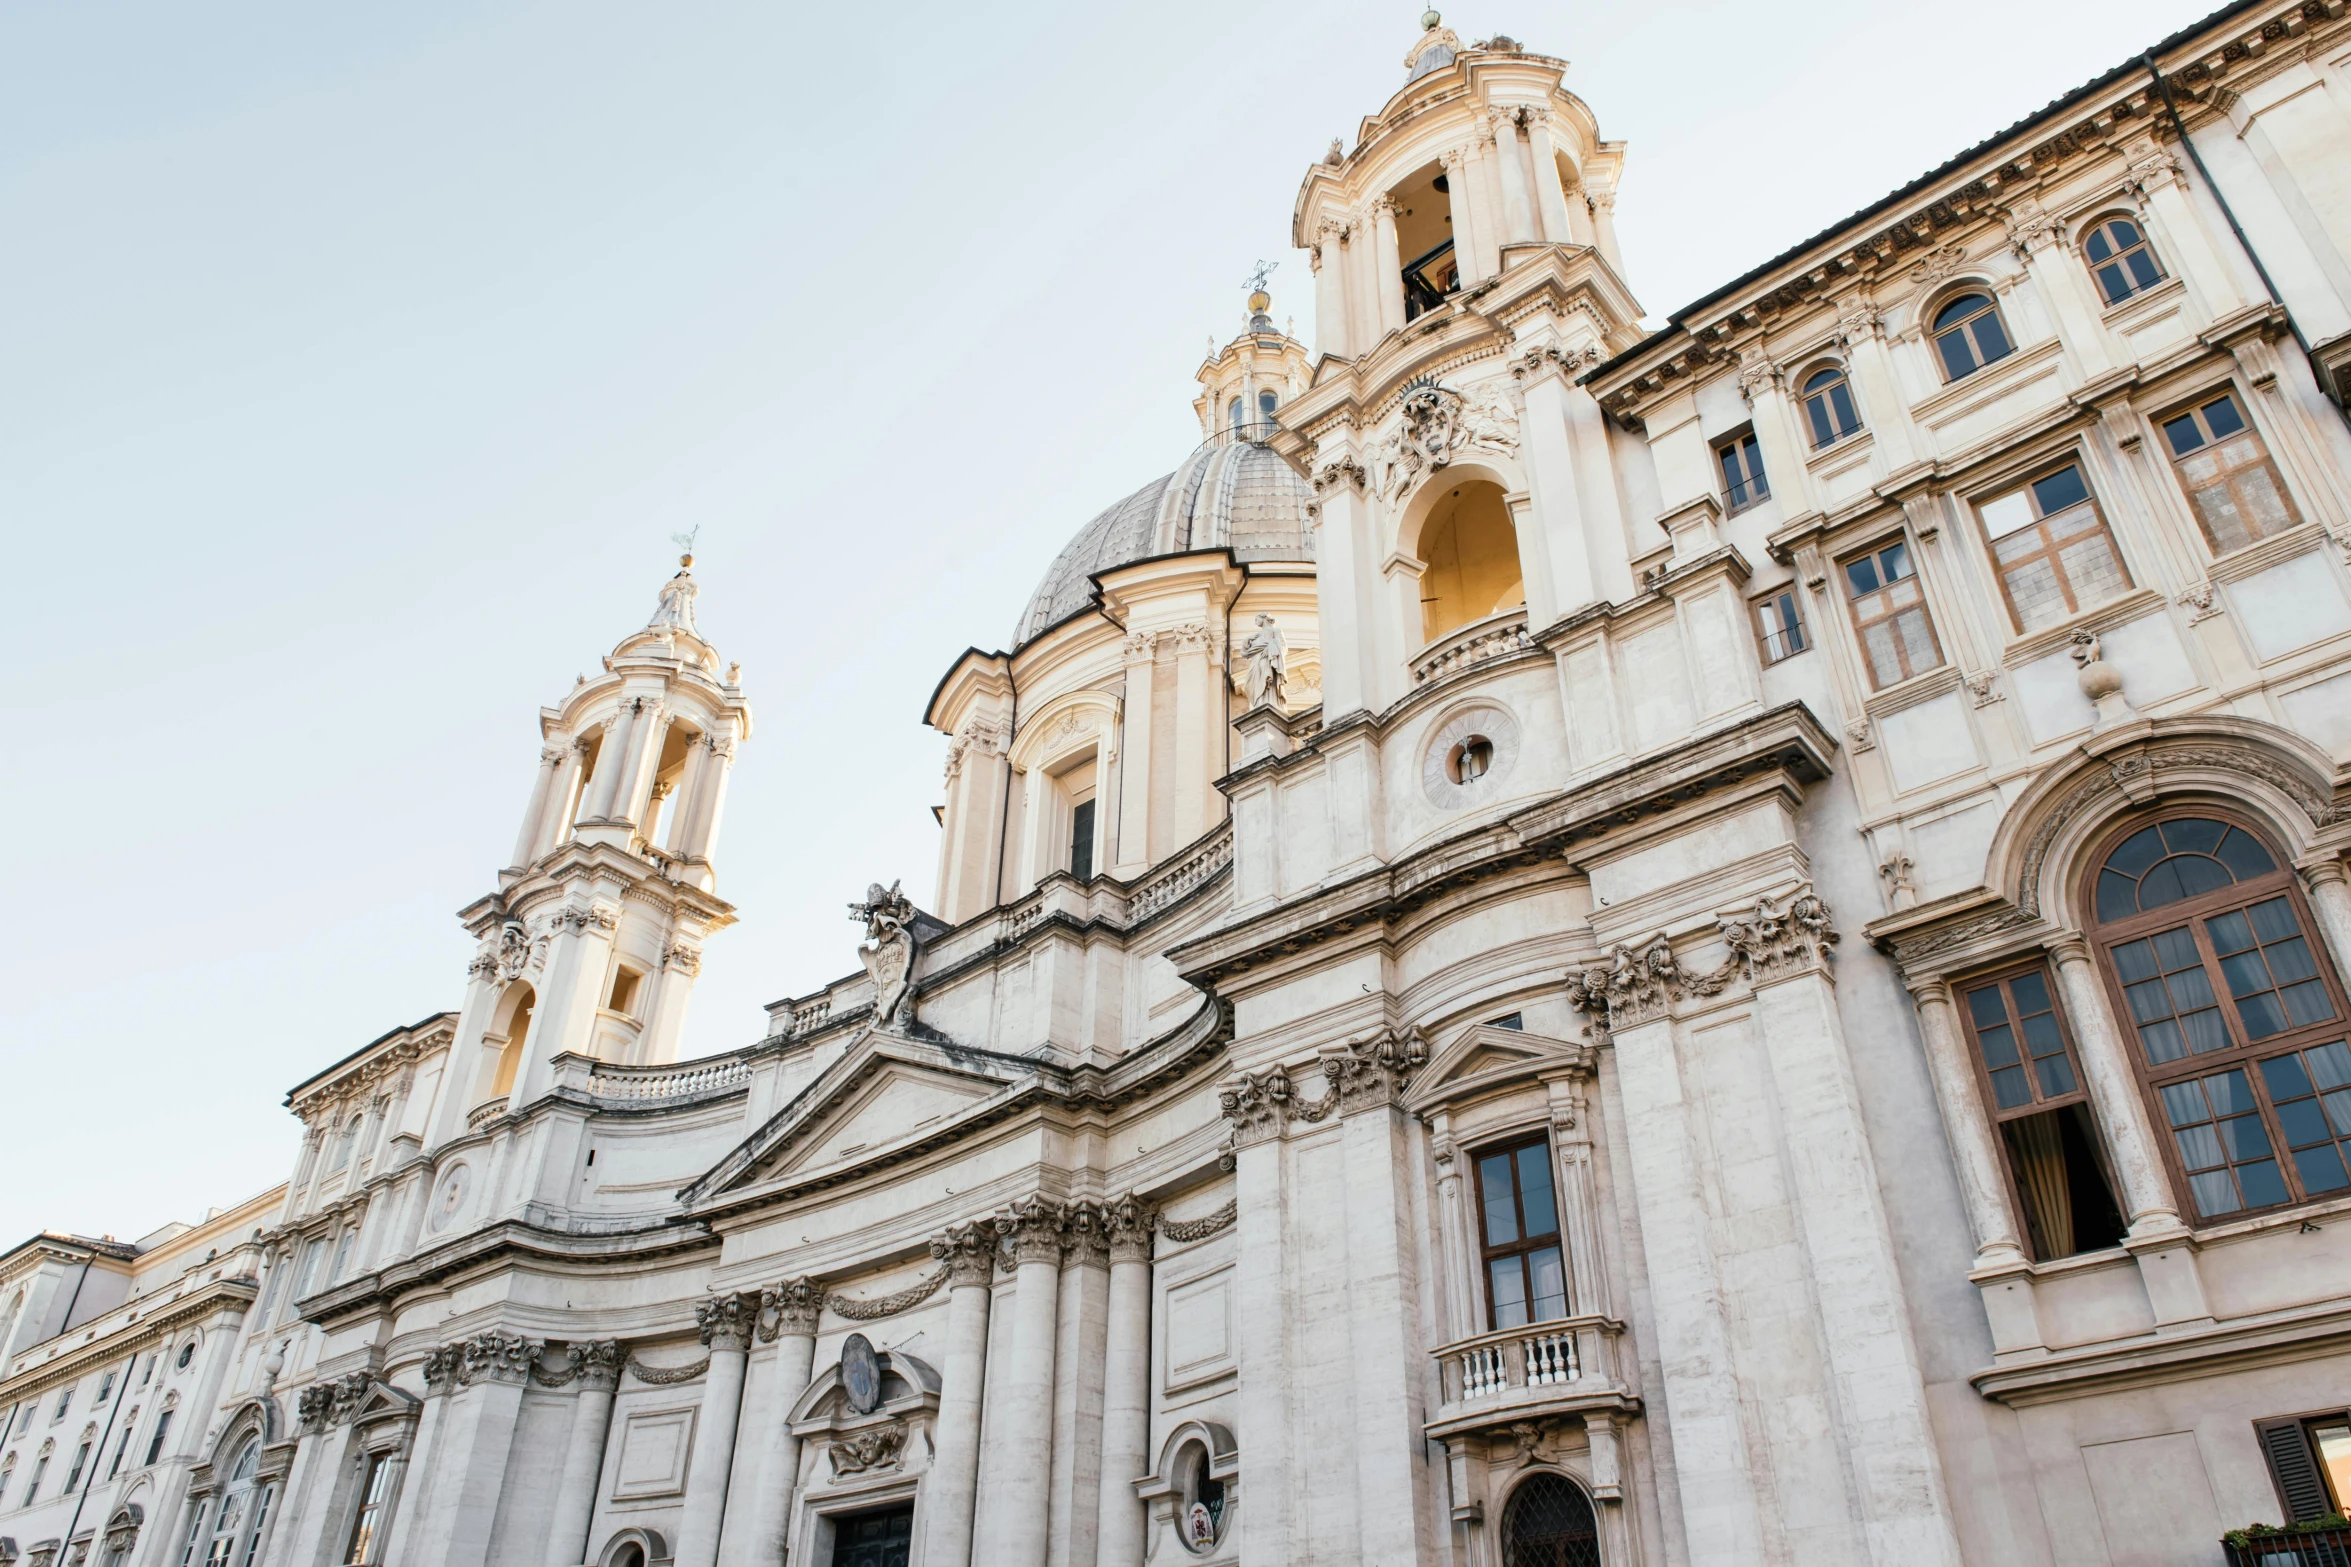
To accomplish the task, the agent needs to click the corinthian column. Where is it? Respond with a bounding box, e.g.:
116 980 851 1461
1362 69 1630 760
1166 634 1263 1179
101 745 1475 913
675 1293 756 1567
543 1342 623 1567
921 1222 1000 1567
1371 196 1405 338
738 1279 823 1567
1093 1196 1157 1567
511 744 570 870
996 1196 1067 1567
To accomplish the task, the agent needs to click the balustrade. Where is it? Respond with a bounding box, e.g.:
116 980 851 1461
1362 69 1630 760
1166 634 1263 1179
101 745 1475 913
1411 607 1534 687
1433 1317 1601 1408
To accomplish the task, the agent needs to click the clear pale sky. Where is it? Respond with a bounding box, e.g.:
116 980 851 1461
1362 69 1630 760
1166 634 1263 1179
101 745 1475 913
1 0 2219 1245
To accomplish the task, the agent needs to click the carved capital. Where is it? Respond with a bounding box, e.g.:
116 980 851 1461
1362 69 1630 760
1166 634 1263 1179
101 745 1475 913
566 1339 624 1392
1102 1192 1159 1265
764 1276 824 1339
1566 885 1840 1037
1320 1030 1429 1112
1735 351 1782 402
997 1194 1068 1268
930 1220 1000 1287
1311 455 1366 495
1059 1199 1111 1268
1218 1067 1295 1147
539 746 571 769
695 1291 757 1353
421 1343 463 1397
469 1330 543 1386
295 1382 336 1432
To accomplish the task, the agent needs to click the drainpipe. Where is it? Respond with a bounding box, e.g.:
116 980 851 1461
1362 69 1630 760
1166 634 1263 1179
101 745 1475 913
2144 53 2351 426
59 1352 133 1554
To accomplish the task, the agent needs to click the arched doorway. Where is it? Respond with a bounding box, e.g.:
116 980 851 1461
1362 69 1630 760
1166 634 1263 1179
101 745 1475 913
1501 1470 1602 1567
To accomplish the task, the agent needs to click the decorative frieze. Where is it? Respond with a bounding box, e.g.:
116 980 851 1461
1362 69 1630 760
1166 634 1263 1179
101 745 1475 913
533 1340 622 1391
1157 1202 1237 1244
829 1421 907 1476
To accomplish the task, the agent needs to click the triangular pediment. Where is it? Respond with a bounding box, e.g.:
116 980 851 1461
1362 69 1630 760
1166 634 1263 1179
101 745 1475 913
684 1026 1037 1204
1403 1022 1594 1115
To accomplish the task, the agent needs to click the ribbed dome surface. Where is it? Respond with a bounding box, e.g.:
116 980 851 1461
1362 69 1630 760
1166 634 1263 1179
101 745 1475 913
1014 440 1315 646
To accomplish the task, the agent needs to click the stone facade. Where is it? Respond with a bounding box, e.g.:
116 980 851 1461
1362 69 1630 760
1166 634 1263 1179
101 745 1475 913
14 5 2351 1565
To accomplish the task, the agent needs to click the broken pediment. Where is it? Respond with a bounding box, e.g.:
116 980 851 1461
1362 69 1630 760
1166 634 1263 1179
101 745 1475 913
1403 1021 1595 1116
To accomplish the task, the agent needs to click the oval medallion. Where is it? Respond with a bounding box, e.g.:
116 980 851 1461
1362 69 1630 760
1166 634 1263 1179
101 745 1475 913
841 1332 882 1415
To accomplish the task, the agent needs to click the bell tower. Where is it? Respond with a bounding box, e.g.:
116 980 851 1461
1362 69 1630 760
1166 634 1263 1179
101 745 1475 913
428 549 754 1154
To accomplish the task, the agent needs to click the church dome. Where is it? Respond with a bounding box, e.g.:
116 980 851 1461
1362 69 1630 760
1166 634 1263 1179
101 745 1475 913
1014 438 1315 645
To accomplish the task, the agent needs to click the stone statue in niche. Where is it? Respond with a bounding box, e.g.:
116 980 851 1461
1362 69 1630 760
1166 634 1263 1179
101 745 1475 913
1235 613 1287 710
850 880 920 1029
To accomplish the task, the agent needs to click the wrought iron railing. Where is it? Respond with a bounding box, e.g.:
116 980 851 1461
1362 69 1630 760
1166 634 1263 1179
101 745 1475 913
2225 1524 2351 1567
1403 237 1459 322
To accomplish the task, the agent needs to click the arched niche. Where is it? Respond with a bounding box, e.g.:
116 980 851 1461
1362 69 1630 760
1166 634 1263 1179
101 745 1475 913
485 982 538 1101
1402 469 1527 644
1136 1420 1238 1559
597 1526 671 1567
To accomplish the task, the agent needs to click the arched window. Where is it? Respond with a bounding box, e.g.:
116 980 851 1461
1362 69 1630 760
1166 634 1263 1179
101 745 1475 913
2090 812 2351 1220
1228 396 1245 432
2083 215 2164 305
144 1400 175 1467
1501 1471 1602 1567
1257 388 1278 425
1801 365 1862 448
1931 292 2014 381
209 1436 268 1567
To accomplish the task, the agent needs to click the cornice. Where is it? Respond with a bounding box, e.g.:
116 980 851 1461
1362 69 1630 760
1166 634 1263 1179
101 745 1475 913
0 1276 257 1406
296 1216 720 1329
1169 702 1838 988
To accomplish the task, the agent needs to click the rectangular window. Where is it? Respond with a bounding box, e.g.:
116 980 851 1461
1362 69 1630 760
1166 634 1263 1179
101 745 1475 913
1716 431 1769 513
242 1485 276 1567
55 1388 71 1421
110 1418 135 1479
180 1502 209 1567
2162 391 2300 554
65 1440 89 1493
96 1371 114 1404
145 1408 173 1467
346 1453 393 1565
1068 797 1095 882
1958 967 2125 1258
288 1238 324 1320
1473 1138 1569 1330
1842 538 1942 689
1752 588 1808 664
1975 463 2130 632
2258 1410 2351 1521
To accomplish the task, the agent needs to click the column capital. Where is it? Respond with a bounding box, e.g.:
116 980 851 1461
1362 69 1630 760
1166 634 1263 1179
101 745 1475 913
565 1340 624 1393
1061 1199 1112 1269
996 1194 1068 1268
1219 1067 1295 1147
422 1343 463 1398
930 1219 1001 1286
1320 1029 1430 1113
2046 931 2096 967
695 1291 757 1354
456 1330 542 1387
1103 1193 1159 1265
539 746 571 769
1735 350 1784 402
2300 854 2350 891
1905 973 1957 1008
762 1277 824 1339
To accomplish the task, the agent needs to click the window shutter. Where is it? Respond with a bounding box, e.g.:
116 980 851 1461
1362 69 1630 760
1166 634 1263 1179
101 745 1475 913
2258 1417 2333 1521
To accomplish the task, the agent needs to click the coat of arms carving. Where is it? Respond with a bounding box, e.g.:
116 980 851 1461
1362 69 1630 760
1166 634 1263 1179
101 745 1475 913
1375 380 1519 500
850 880 920 1029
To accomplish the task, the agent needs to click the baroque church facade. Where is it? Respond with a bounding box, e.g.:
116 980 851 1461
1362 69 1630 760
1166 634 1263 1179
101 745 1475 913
15 3 2351 1564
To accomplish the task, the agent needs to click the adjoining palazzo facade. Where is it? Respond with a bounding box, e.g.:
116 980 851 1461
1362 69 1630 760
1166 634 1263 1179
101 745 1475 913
16 4 2351 1565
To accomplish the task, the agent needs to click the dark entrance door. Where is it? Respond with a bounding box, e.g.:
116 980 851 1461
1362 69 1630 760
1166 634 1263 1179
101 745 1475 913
829 1503 913 1567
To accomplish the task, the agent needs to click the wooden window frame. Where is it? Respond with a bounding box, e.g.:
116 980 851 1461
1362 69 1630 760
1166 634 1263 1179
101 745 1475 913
1800 364 1863 449
2085 807 2351 1223
1469 1134 1569 1332
2159 388 2304 557
1840 535 1945 690
1751 586 1809 665
1714 427 1770 514
1973 459 2133 634
2082 214 2166 306
344 1451 393 1566
2256 1408 2351 1522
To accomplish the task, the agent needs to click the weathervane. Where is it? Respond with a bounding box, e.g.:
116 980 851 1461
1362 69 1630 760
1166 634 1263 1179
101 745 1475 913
1245 259 1278 295
670 525 701 565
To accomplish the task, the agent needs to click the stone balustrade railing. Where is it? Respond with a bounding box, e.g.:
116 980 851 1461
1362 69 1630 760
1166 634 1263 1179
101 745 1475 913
1130 826 1234 922
1435 1317 1586 1405
587 1057 751 1105
1410 607 1533 687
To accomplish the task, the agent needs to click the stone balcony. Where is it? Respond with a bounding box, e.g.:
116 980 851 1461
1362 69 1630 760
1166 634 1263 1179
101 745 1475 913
1424 1314 1638 1441
1410 606 1534 688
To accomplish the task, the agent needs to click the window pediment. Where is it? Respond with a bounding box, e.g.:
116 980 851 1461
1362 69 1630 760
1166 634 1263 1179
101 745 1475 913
1404 1022 1595 1117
